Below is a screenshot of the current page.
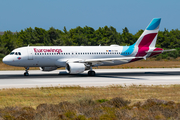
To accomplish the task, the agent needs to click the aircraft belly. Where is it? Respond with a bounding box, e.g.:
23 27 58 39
22 59 56 67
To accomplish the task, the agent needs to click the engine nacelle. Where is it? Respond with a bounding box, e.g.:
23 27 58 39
40 67 57 71
66 63 86 74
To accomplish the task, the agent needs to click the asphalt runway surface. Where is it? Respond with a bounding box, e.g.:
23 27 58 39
0 68 180 89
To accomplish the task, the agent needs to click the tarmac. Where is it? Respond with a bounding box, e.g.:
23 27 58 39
0 68 180 89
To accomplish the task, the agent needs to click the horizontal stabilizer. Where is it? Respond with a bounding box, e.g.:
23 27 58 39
146 49 176 53
163 49 176 52
146 50 163 53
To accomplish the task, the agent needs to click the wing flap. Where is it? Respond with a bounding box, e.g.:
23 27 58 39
82 57 142 63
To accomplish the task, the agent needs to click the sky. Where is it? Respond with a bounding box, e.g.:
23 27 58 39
1 0 180 34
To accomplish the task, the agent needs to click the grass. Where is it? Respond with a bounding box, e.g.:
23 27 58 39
0 84 180 108
0 85 180 119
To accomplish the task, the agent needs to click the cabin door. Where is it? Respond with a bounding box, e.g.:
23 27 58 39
27 48 33 60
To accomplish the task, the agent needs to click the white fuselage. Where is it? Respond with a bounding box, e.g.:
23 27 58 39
3 45 135 68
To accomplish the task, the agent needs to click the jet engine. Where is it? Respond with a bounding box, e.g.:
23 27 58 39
40 67 58 71
66 63 88 74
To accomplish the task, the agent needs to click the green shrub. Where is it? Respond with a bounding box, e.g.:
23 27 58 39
96 99 108 103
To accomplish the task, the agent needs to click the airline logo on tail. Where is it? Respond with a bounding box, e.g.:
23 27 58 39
130 18 163 61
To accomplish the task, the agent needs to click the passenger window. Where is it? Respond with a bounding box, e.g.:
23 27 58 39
42 53 44 55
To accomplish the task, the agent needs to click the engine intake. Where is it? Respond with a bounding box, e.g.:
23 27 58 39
66 63 87 74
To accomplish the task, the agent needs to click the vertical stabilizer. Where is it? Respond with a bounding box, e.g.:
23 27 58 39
135 18 161 48
133 18 161 57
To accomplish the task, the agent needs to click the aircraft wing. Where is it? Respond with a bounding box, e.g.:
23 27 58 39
65 57 143 66
83 57 141 63
67 57 142 66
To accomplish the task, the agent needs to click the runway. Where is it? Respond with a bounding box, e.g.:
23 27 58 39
0 68 180 89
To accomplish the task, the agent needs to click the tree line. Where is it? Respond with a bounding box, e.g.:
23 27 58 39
0 26 179 59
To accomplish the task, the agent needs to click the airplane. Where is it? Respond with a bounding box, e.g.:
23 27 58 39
2 18 168 76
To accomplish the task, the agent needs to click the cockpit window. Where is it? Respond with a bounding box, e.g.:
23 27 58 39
10 52 21 55
10 52 14 55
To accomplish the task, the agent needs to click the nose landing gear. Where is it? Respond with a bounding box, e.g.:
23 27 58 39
24 67 29 76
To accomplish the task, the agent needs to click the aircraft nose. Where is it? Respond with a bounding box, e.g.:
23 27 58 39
2 56 11 65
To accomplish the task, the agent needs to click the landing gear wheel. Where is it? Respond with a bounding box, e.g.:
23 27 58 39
24 72 29 76
24 67 30 76
88 71 96 76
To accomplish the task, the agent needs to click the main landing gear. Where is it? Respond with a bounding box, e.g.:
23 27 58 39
88 66 96 76
88 70 96 76
24 67 29 76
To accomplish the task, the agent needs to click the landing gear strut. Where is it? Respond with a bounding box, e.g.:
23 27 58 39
24 67 29 76
88 66 96 76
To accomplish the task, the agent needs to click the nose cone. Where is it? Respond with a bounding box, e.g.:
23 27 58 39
2 56 11 65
